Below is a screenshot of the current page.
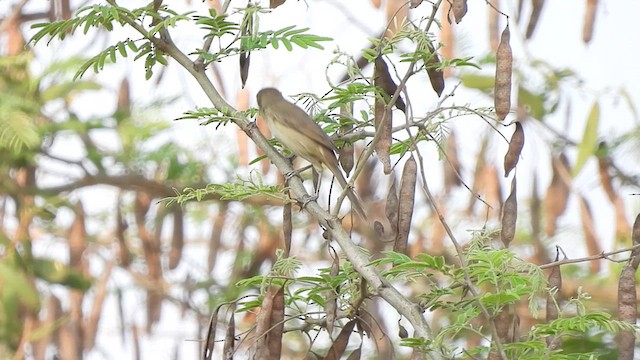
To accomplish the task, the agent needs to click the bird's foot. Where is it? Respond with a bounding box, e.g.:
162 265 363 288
284 164 313 180
299 194 318 209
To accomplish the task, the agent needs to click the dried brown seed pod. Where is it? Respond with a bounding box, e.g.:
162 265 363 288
168 207 184 270
494 24 512 121
452 0 468 24
544 154 571 236
546 250 562 349
503 121 524 177
222 309 235 359
374 56 406 112
443 131 462 192
374 220 385 238
270 0 286 9
500 177 517 247
631 213 640 269
394 157 417 255
239 52 250 88
492 307 510 354
583 0 598 43
440 3 454 77
426 42 445 97
338 105 355 175
617 265 637 360
325 319 357 360
579 196 602 273
596 148 616 203
374 100 392 174
526 0 545 39
488 0 500 52
386 178 399 235
268 287 285 358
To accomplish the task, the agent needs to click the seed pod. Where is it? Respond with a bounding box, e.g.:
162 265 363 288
325 319 357 360
597 149 615 202
338 104 355 175
374 56 406 113
239 19 251 87
283 201 292 256
338 144 354 176
385 0 408 38
168 207 184 270
209 203 228 271
440 4 454 77
617 265 637 360
346 347 362 360
386 178 399 235
492 305 512 349
251 294 272 359
223 308 235 360
494 24 512 121
546 254 562 323
374 221 385 238
503 121 524 177
236 90 250 166
526 0 545 39
398 323 409 338
501 177 517 247
410 0 423 8
579 196 601 273
115 200 130 267
530 176 550 264
583 0 598 43
268 286 285 358
452 0 468 24
516 0 524 22
374 100 392 174
394 157 417 255
443 131 462 193
614 197 632 244
631 213 640 270
239 52 250 88
488 0 500 52
270 0 286 8
544 154 571 236
117 77 130 113
426 41 445 97
546 250 562 349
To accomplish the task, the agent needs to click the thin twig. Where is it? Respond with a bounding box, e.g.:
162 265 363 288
104 0 435 344
539 244 640 270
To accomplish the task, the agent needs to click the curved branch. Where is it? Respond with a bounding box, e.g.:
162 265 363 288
106 0 437 344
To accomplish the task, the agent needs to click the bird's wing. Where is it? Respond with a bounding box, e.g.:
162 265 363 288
272 101 337 152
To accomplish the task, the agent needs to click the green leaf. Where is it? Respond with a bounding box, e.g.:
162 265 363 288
517 86 545 119
273 25 296 36
618 87 638 122
0 261 40 310
281 37 292 51
40 80 102 102
117 42 127 57
461 74 495 91
573 101 600 177
32 258 93 291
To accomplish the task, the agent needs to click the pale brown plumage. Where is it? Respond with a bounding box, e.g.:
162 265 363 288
257 88 366 219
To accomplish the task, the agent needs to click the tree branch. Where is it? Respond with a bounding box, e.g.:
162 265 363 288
106 0 435 344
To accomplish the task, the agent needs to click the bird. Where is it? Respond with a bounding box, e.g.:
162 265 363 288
256 87 367 219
